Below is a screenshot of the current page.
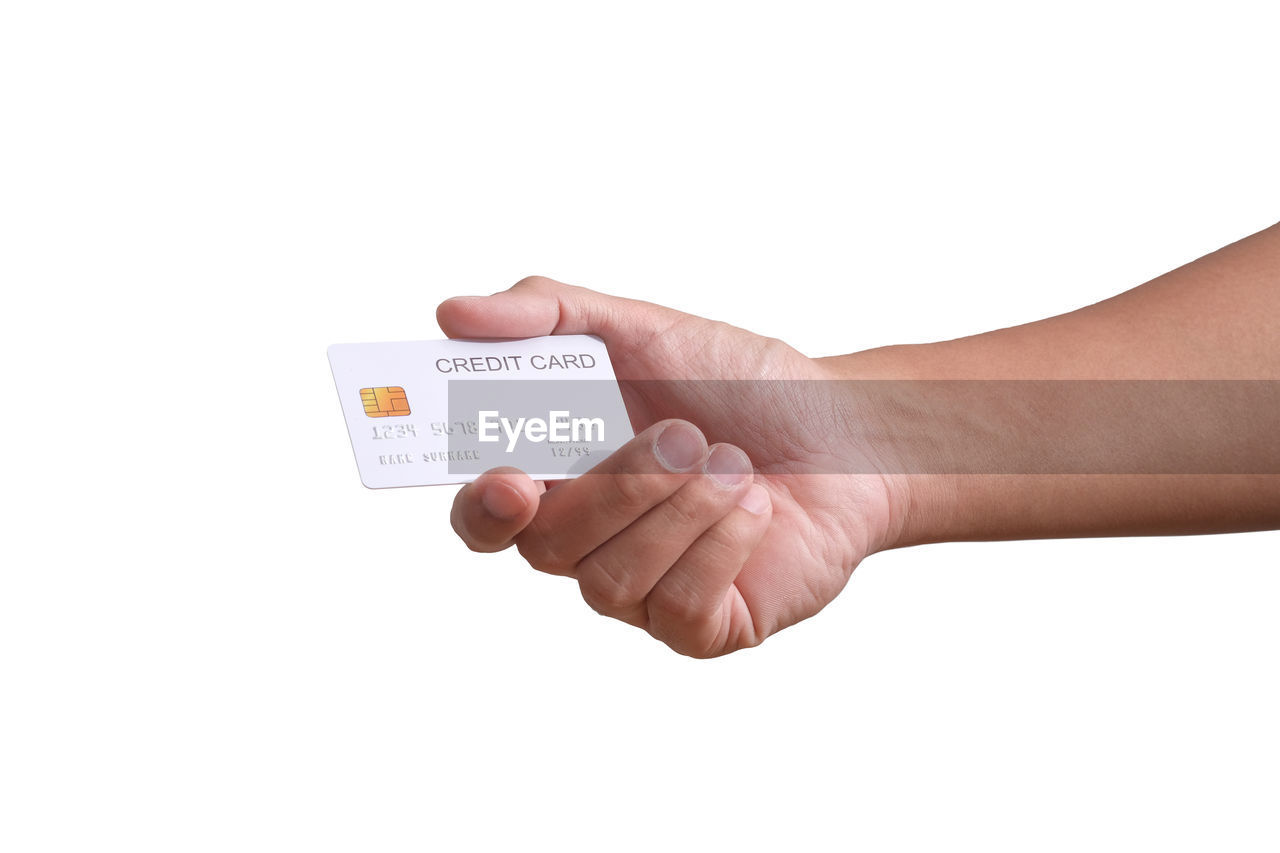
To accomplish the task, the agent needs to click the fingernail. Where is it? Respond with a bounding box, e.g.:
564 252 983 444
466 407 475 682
654 422 706 471
481 481 527 520
705 445 751 488
738 483 771 515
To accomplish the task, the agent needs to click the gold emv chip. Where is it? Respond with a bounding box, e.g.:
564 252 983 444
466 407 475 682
360 386 410 417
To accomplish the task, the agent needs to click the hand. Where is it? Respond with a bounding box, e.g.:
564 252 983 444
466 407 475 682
439 277 909 657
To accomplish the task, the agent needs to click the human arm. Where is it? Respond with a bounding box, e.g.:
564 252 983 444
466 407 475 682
439 224 1280 656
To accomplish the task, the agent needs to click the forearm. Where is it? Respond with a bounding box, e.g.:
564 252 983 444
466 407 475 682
824 223 1280 546
829 222 1280 381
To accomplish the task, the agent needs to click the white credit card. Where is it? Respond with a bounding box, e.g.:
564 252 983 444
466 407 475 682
328 335 634 488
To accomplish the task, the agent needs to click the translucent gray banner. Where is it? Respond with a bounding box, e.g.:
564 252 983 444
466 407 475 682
446 379 633 478
449 379 1280 475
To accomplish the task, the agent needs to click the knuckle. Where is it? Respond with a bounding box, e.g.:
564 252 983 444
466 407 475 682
605 467 659 516
667 639 720 660
658 487 708 530
514 513 572 575
513 275 558 292
754 334 801 371
579 572 635 616
576 550 633 605
692 523 742 568
646 584 704 628
647 598 725 659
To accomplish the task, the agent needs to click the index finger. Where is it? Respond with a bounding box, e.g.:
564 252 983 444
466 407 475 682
450 468 544 553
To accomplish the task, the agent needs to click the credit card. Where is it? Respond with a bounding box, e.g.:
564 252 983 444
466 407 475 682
328 335 634 488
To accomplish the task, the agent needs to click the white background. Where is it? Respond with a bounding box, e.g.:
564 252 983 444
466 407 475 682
2 2 1278 851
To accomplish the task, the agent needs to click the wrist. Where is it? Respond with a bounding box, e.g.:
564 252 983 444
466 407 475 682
816 347 960 552
816 344 933 382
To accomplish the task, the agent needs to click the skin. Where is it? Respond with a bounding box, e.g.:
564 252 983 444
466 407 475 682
439 222 1280 658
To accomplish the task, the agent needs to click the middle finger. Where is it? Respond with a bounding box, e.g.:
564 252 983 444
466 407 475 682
514 419 708 575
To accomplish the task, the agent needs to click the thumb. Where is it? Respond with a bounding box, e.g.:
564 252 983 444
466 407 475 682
435 276 679 350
